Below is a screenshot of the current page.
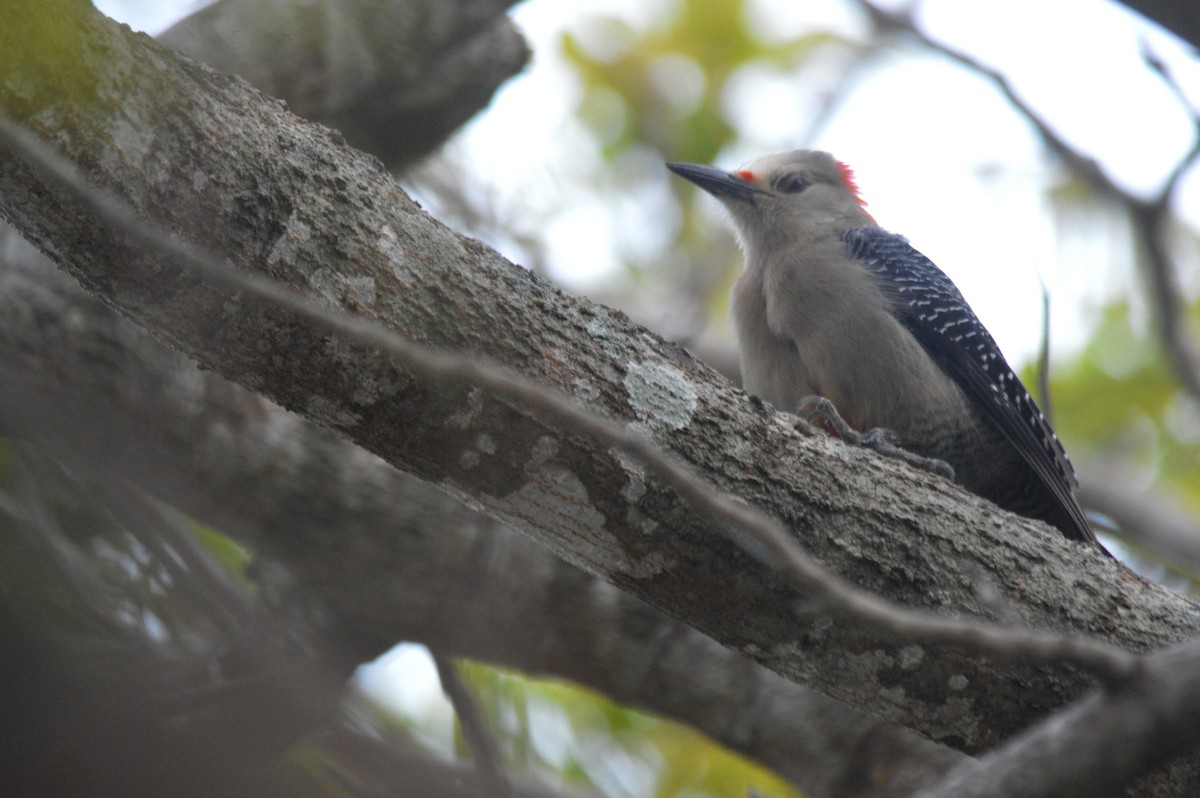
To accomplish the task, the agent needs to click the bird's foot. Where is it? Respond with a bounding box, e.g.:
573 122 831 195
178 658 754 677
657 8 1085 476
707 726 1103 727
795 396 955 480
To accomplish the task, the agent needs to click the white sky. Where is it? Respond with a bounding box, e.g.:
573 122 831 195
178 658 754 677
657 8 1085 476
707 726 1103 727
95 0 1199 367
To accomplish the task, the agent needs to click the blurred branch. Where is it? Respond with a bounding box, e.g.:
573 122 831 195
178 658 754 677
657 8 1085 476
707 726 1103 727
1131 42 1200 405
0 453 586 798
1113 0 1200 50
319 721 593 798
919 636 1200 798
0 448 339 796
157 0 529 173
433 654 514 798
1036 279 1053 420
1080 465 1200 579
858 0 1200 406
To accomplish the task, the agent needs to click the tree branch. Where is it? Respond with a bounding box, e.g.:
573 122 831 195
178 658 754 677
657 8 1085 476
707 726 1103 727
919 637 1200 798
0 229 968 797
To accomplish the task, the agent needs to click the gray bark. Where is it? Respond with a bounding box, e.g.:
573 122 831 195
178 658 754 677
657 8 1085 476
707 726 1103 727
916 637 1200 798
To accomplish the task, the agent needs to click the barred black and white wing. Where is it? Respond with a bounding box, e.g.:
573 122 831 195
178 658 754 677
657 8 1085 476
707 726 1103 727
843 226 1097 546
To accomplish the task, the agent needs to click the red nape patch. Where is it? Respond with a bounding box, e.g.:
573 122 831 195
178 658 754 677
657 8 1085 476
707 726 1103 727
836 161 869 208
736 169 757 183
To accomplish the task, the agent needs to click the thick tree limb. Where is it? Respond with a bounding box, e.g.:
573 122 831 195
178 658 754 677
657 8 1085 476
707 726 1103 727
0 231 967 798
3 6 1200 792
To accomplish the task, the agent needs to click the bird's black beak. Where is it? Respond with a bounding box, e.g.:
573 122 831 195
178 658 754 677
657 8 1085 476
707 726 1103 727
666 162 768 203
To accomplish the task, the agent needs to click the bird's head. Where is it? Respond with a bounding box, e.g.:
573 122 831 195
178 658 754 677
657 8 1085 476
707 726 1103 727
667 150 875 249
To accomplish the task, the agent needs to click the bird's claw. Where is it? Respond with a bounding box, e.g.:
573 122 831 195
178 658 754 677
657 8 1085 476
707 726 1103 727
795 395 955 480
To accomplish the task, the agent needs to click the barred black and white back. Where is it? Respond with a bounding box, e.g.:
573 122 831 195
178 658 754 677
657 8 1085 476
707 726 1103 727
843 226 1098 547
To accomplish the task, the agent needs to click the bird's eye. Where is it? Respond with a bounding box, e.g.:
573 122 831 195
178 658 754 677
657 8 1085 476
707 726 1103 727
776 174 809 194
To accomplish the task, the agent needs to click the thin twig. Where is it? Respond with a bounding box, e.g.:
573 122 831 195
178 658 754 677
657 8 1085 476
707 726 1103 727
1036 278 1053 421
0 116 1142 684
432 653 514 798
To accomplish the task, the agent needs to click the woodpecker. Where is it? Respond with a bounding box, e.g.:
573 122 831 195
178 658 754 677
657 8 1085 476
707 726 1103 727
667 150 1104 550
